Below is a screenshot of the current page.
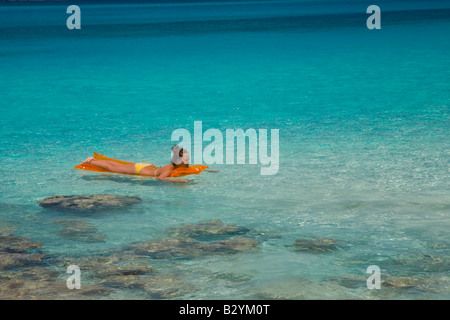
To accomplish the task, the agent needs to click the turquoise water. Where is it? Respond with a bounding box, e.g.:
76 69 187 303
0 1 449 299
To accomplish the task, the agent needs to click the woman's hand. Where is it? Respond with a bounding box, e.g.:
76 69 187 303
81 157 95 164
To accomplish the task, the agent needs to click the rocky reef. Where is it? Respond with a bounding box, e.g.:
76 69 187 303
0 233 42 253
126 236 259 259
167 220 250 239
293 238 338 253
0 219 262 299
383 276 422 288
0 268 111 300
0 233 45 271
48 253 193 299
53 218 107 243
126 220 258 260
5 216 447 299
0 232 107 299
38 194 141 212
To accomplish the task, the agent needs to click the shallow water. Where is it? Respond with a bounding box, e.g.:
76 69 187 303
0 0 449 299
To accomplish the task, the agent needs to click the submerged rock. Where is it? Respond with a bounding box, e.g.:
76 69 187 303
0 253 47 270
1 267 59 282
0 233 46 271
142 274 195 299
53 219 107 243
38 194 141 212
383 276 422 289
209 272 253 283
51 254 122 271
326 274 367 289
97 264 155 289
128 238 200 259
97 265 154 278
293 238 338 253
49 252 190 299
127 236 259 259
205 237 259 254
392 254 449 273
0 233 42 253
167 220 250 239
0 278 111 300
254 276 362 300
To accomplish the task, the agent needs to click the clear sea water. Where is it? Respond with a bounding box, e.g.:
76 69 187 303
0 0 449 299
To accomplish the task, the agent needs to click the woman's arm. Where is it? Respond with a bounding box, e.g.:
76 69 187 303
157 166 188 183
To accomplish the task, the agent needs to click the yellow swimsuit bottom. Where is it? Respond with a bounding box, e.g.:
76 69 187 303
135 163 158 175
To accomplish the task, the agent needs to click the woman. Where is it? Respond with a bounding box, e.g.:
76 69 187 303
81 146 190 182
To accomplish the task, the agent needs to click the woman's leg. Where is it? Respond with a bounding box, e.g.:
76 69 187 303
84 158 136 175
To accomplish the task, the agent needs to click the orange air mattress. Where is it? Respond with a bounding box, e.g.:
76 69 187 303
74 152 209 177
